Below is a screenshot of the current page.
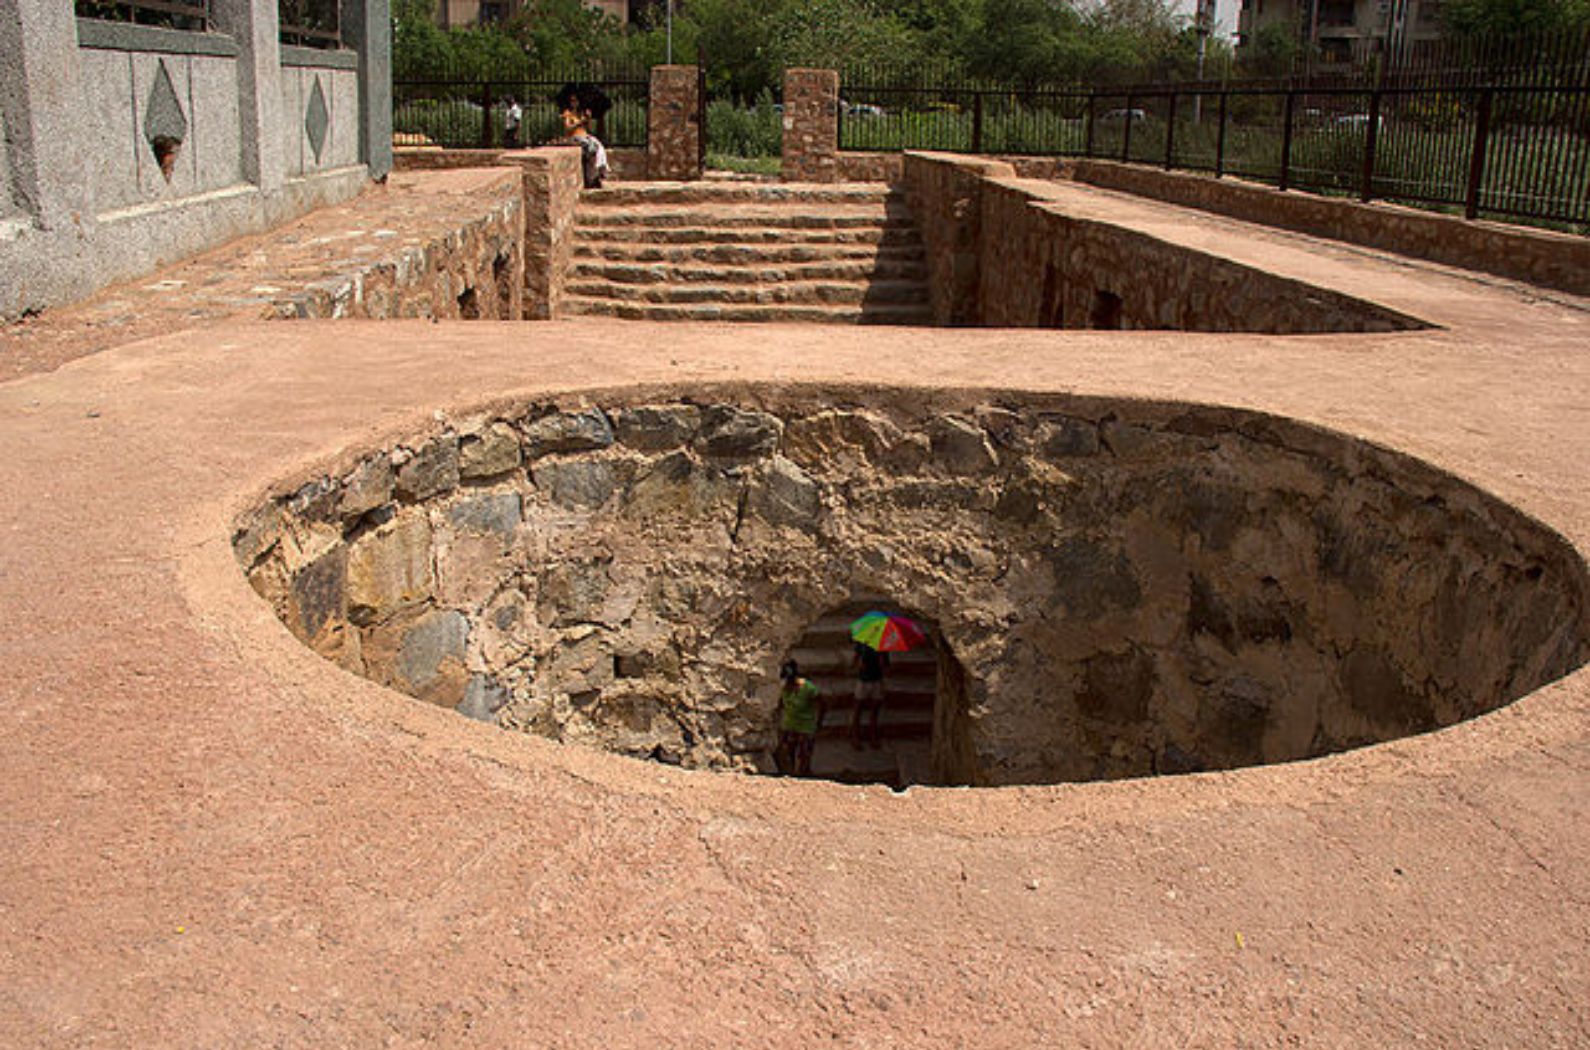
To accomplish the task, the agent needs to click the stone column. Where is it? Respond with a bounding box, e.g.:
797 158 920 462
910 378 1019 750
504 147 583 320
0 0 97 229
211 0 285 190
339 0 392 179
647 65 702 181
782 68 839 183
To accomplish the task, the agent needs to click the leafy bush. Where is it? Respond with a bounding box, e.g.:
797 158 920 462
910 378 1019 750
706 93 782 158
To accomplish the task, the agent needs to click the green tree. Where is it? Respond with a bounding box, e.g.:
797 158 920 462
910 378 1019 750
506 0 618 68
1442 0 1590 36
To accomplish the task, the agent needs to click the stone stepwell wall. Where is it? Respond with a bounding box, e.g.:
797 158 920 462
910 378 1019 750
900 151 1427 332
236 386 1589 787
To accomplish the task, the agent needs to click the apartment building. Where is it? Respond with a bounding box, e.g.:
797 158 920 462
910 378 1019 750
1237 0 1445 64
436 0 641 29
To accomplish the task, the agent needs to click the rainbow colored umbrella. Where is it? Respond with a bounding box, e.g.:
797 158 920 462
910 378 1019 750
849 611 928 652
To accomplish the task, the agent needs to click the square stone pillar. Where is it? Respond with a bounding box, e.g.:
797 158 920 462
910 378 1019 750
211 0 286 190
782 68 839 183
0 0 97 229
503 147 583 319
339 0 392 179
647 65 702 181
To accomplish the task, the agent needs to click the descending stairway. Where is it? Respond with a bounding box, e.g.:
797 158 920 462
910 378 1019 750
564 182 933 324
784 600 939 787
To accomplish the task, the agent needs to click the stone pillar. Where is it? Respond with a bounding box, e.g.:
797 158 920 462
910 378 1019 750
339 0 392 179
647 65 702 181
211 0 286 190
505 147 583 320
782 68 839 183
0 0 98 229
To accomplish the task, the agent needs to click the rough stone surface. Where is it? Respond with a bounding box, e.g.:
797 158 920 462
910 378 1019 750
458 422 521 479
782 69 840 183
611 404 702 451
522 408 615 458
338 454 394 521
647 66 703 182
249 389 1586 792
345 512 434 622
395 435 460 502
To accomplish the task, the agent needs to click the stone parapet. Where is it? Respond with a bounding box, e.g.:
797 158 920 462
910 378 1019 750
1069 159 1590 297
782 69 840 183
503 147 584 320
900 152 1017 324
647 66 702 181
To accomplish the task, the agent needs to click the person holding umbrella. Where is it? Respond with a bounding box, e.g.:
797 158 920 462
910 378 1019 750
555 82 611 189
848 611 927 751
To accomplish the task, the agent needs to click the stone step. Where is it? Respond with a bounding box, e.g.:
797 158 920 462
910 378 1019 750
786 645 938 672
569 257 929 286
573 225 921 247
564 278 930 307
573 242 926 266
585 182 900 207
814 707 935 740
576 205 916 231
562 297 935 325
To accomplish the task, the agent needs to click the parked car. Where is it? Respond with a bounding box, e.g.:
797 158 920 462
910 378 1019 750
847 103 886 118
1333 112 1378 129
1101 107 1147 123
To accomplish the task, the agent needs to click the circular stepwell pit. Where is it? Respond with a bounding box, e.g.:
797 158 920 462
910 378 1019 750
235 386 1589 788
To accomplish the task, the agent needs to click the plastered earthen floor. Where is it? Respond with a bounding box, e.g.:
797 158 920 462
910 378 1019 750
3 194 1589 1046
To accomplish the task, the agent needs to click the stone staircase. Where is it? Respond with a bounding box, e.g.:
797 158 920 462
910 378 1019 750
564 183 933 324
784 600 939 787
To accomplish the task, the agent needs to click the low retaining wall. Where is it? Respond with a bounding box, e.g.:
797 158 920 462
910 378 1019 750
1069 159 1590 297
396 146 647 180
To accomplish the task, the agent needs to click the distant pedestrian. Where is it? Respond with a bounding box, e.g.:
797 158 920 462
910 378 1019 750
776 659 824 777
503 96 522 149
851 641 888 749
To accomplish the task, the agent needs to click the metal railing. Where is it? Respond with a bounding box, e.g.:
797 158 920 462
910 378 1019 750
393 62 650 151
842 63 1590 229
75 0 211 32
278 0 340 48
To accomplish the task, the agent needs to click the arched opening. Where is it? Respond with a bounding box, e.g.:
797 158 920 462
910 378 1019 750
778 597 972 788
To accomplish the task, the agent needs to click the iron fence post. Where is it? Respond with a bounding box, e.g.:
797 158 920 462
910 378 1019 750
1085 94 1096 157
1215 91 1227 177
1165 91 1177 169
480 80 493 148
1278 90 1295 190
1122 91 1135 162
1464 87 1493 220
972 92 984 153
1360 88 1381 202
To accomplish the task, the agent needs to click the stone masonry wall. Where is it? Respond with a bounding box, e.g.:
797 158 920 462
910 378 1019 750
975 176 1422 333
237 385 1588 787
902 151 1425 333
506 147 583 320
647 66 702 181
1070 159 1590 297
782 69 840 183
266 173 522 321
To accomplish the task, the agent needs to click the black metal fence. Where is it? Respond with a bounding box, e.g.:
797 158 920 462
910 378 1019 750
842 45 1590 228
278 0 340 48
75 0 211 32
393 61 649 151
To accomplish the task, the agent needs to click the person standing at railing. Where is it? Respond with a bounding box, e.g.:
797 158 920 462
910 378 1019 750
503 96 522 149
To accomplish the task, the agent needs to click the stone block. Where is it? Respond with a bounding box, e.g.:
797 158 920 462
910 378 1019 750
929 415 999 473
1075 648 1156 725
625 452 742 521
395 435 460 502
1049 537 1142 617
534 459 617 510
781 69 840 183
339 454 394 522
458 422 522 479
458 674 511 722
647 66 702 182
289 547 347 640
612 404 702 451
749 456 821 529
697 407 782 459
347 513 434 623
447 491 522 537
522 408 614 458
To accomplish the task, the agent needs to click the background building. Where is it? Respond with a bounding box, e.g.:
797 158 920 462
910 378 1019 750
436 0 641 28
1237 0 1444 66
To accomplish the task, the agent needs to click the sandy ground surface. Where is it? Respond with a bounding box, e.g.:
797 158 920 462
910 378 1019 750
2 202 1589 1046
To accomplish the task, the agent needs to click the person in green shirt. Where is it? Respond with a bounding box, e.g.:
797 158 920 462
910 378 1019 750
776 659 824 777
